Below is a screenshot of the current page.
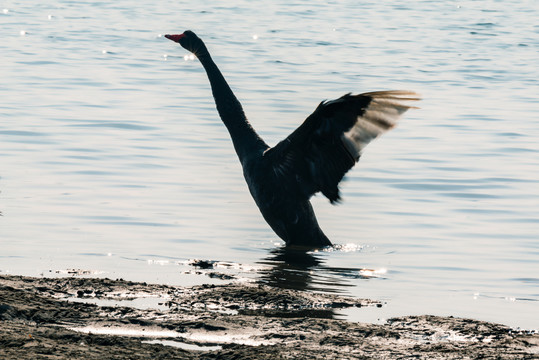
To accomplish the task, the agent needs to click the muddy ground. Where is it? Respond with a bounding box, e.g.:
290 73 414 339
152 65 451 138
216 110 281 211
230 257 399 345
1 274 538 359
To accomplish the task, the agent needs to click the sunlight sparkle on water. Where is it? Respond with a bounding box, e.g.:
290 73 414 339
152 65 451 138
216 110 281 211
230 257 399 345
72 326 275 347
72 326 181 338
358 268 387 278
147 259 170 265
324 243 364 253
142 339 222 352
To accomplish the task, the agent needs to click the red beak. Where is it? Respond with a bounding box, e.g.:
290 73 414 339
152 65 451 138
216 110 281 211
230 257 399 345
164 34 185 43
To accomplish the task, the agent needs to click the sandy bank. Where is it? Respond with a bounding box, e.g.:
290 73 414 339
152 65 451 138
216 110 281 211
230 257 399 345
0 275 537 359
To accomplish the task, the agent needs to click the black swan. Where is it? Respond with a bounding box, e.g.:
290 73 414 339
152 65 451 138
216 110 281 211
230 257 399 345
165 30 419 248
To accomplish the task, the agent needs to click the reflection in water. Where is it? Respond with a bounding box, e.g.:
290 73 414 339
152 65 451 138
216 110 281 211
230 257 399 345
257 246 360 294
255 246 384 320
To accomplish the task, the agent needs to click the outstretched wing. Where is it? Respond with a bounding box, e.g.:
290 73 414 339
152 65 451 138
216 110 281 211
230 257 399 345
264 90 420 203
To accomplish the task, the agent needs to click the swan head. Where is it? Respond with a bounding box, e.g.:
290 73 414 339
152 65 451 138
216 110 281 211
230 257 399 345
165 30 207 57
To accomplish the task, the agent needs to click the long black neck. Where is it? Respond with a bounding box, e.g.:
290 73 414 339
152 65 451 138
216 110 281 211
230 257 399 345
196 51 268 163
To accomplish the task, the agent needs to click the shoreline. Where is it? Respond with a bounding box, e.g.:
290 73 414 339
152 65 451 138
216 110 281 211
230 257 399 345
1 274 538 359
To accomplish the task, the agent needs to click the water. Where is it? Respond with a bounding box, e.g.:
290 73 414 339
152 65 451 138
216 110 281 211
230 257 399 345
1 0 538 329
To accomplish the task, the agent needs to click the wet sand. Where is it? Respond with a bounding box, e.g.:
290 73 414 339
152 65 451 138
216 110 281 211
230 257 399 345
1 274 537 359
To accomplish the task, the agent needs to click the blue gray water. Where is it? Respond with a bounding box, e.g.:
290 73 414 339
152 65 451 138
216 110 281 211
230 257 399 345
1 1 538 329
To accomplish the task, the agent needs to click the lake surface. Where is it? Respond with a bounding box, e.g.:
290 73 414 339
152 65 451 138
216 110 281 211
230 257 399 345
1 0 538 329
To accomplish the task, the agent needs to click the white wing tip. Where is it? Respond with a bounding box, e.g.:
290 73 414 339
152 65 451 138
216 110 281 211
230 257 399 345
361 90 422 101
340 90 420 159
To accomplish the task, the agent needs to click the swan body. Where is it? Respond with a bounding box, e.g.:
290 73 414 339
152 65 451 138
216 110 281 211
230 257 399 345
165 31 419 247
